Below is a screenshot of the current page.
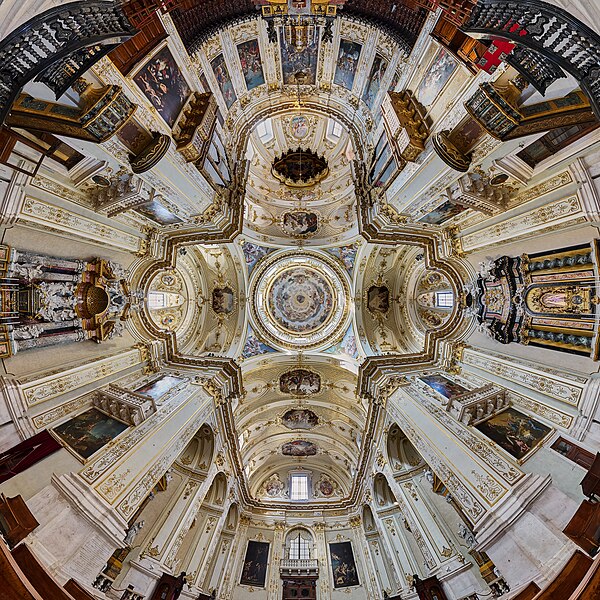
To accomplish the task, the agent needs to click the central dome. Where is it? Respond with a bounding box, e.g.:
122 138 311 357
250 250 351 351
267 266 334 333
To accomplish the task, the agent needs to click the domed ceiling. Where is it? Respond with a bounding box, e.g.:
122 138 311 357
136 2 465 509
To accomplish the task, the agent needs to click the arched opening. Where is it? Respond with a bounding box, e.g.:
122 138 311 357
386 424 425 475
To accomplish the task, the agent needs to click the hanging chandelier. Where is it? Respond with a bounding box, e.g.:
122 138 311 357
255 0 345 52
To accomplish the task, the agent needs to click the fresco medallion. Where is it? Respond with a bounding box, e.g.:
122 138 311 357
249 250 351 351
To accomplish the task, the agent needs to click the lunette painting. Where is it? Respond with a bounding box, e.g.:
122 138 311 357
52 408 128 460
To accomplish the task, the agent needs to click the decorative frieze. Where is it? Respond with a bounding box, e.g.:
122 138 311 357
31 395 91 429
19 196 145 254
460 195 583 251
462 349 583 406
22 347 145 406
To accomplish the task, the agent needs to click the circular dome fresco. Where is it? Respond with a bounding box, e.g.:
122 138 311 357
249 250 352 351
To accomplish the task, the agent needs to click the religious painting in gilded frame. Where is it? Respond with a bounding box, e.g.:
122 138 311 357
212 285 235 316
329 541 360 588
135 374 184 400
133 45 191 127
52 408 128 461
240 540 270 587
282 409 319 430
420 374 468 400
334 39 362 90
366 285 390 315
289 114 310 140
281 29 319 85
211 53 237 109
475 407 553 461
362 54 388 110
415 47 458 108
237 39 265 91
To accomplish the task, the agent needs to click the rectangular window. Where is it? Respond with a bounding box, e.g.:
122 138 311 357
256 118 274 142
148 291 166 309
436 291 454 308
290 473 309 501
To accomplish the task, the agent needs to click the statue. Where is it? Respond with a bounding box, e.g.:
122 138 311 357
458 522 476 548
124 520 145 546
424 469 435 487
12 324 43 340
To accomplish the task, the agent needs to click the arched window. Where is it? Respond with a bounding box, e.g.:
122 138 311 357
286 529 313 560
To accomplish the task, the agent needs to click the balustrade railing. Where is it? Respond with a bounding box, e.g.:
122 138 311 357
463 0 600 117
0 1 137 124
280 558 319 572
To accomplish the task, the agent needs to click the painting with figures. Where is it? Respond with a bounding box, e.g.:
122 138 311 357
329 542 359 588
133 199 183 225
282 440 318 456
281 211 319 237
282 409 319 430
237 39 265 91
420 374 468 399
476 407 552 460
334 39 362 90
211 53 237 109
289 115 310 140
419 200 468 225
416 47 458 107
212 286 235 315
280 369 321 395
133 46 190 127
367 285 390 314
135 375 184 400
52 408 128 460
240 540 270 587
362 54 388 110
281 30 319 85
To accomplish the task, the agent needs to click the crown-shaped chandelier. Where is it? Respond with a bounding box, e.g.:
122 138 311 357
254 0 345 51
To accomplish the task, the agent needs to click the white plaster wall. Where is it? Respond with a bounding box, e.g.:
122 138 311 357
521 447 587 504
547 0 600 35
0 448 80 500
